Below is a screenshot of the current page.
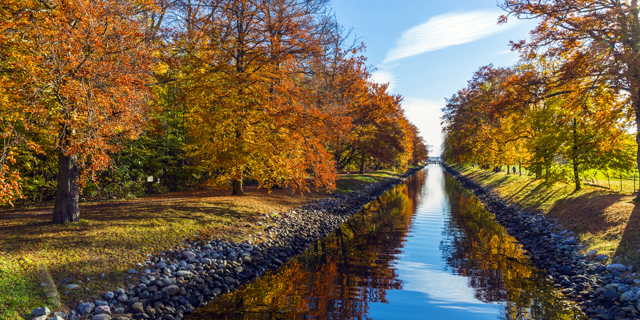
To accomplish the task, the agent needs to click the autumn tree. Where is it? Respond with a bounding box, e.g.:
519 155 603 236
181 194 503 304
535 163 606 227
0 0 156 222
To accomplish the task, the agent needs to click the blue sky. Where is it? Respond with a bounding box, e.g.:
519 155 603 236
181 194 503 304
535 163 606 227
331 0 537 155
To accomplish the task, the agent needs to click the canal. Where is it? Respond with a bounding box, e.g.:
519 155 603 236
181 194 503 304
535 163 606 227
192 165 584 319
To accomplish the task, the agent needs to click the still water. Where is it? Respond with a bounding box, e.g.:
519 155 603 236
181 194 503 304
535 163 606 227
193 165 584 319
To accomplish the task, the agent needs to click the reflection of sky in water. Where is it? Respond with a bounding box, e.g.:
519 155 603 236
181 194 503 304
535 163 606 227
368 165 500 319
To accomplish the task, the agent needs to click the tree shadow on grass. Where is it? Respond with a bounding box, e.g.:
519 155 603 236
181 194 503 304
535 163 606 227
613 204 640 261
547 193 628 236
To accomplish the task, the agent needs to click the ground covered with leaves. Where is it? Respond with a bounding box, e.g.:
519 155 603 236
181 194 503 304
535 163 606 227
0 171 401 320
452 164 640 267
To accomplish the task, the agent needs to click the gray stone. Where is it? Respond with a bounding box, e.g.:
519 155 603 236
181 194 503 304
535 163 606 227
156 261 166 269
597 254 609 261
114 307 125 315
176 270 193 278
131 302 144 314
66 284 79 290
621 290 637 302
182 251 196 259
32 316 47 320
57 278 73 285
607 263 627 273
604 289 620 300
103 292 115 300
94 305 111 315
95 300 108 307
32 307 51 317
127 269 138 274
162 285 180 296
92 314 111 320
53 311 68 319
114 288 125 295
559 266 572 275
117 294 128 303
47 316 64 320
77 302 95 315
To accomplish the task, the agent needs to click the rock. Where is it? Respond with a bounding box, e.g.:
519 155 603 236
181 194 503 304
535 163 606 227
66 284 79 290
176 270 193 278
94 305 111 315
53 312 68 319
182 251 197 259
604 289 620 300
95 300 108 307
92 314 111 320
114 288 125 295
104 292 115 300
127 269 138 274
621 290 637 302
156 262 166 269
32 307 51 317
587 249 598 257
117 294 128 303
32 316 47 320
597 254 609 261
559 266 572 275
57 278 73 285
607 263 627 273
47 316 64 320
77 302 95 315
162 285 180 296
131 302 144 314
114 307 125 315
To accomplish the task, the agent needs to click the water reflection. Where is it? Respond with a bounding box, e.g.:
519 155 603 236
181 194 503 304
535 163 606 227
191 167 583 320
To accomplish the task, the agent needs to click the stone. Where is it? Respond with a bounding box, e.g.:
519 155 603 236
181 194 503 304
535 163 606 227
92 314 111 320
607 263 627 273
104 292 115 300
47 316 64 320
94 305 111 315
127 269 138 274
32 307 51 317
156 262 166 269
604 289 620 300
57 278 73 285
162 285 180 296
621 290 637 302
95 300 108 307
131 302 144 314
597 254 610 261
559 266 572 275
114 307 125 315
182 251 197 259
53 311 68 319
66 284 79 290
176 270 193 278
32 316 47 320
114 288 125 295
77 302 95 315
117 294 128 303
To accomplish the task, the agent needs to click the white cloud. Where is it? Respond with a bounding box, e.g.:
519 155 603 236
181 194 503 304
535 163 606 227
371 69 397 93
402 98 444 155
384 10 520 63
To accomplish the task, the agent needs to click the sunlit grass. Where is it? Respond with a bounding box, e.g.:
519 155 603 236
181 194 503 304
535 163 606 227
451 164 640 266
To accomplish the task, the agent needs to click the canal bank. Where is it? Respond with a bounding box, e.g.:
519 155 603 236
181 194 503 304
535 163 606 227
58 167 424 320
190 165 584 319
444 163 640 320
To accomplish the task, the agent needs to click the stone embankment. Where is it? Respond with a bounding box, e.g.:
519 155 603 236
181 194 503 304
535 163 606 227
31 167 423 320
443 164 640 320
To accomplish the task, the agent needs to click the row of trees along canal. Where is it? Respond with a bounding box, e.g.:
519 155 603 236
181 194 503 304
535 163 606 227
442 0 640 194
0 0 429 223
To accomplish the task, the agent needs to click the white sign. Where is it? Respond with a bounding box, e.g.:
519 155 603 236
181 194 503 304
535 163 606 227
147 176 154 182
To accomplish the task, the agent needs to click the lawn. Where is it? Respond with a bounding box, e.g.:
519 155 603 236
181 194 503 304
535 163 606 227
0 171 402 319
451 164 640 268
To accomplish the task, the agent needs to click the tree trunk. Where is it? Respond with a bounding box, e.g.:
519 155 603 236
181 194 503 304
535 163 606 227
572 118 581 191
232 177 244 195
52 149 80 224
359 155 365 174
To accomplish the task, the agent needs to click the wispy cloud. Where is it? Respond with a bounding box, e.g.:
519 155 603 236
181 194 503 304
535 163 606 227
384 10 520 63
402 98 444 155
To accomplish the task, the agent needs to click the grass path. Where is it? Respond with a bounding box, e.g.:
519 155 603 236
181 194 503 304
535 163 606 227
0 170 401 320
451 164 640 267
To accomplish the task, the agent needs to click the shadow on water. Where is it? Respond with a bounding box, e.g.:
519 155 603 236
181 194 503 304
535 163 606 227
191 167 585 320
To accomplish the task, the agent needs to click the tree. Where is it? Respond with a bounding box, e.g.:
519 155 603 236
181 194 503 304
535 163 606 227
500 0 640 193
1 0 156 222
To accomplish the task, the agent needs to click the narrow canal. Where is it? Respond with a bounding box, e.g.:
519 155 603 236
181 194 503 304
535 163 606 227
192 165 584 319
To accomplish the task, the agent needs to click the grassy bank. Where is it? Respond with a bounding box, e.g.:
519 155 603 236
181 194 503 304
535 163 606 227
450 164 640 267
0 171 404 320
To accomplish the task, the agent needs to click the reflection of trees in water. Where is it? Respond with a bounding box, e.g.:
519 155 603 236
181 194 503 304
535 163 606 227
192 171 427 320
440 175 583 320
